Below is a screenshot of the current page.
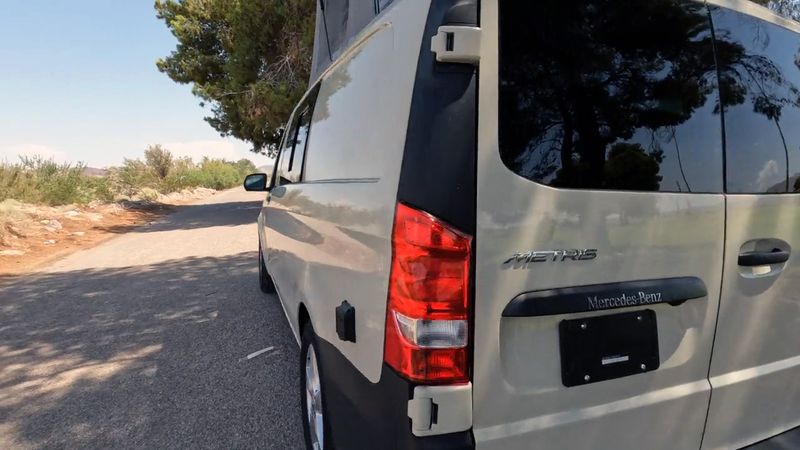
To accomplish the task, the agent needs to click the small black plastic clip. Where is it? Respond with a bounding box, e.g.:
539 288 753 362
335 300 356 343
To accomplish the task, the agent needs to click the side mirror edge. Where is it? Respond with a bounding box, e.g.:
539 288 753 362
243 172 270 191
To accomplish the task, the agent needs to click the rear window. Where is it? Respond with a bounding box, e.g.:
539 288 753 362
711 5 800 193
498 0 724 193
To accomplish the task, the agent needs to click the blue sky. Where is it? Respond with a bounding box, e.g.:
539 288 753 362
0 0 271 168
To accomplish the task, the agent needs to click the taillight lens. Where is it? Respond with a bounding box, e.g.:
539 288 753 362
384 203 472 383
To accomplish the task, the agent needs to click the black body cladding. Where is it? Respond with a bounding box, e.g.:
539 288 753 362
315 1 478 449
317 337 474 450
396 0 478 235
746 424 800 448
335 300 356 343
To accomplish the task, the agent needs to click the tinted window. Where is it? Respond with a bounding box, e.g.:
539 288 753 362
322 0 349 54
277 116 299 185
498 0 724 193
376 0 393 13
712 7 800 193
277 86 319 185
287 109 311 182
278 110 311 185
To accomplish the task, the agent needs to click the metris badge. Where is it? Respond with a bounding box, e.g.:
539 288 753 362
504 249 598 265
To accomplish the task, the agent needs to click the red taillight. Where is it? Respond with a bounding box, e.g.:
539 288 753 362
384 203 472 383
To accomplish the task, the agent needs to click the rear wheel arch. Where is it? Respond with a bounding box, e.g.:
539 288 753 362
299 303 311 333
300 321 332 450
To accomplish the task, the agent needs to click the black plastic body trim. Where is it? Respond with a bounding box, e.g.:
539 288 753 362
307 2 478 449
745 424 800 449
502 277 708 317
315 335 474 450
395 0 478 235
335 300 356 342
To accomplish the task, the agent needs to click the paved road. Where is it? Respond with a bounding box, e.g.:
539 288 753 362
0 188 303 449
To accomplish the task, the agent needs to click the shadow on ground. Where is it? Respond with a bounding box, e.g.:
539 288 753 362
0 252 302 449
100 200 263 235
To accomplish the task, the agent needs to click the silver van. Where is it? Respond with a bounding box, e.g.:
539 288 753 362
244 0 800 448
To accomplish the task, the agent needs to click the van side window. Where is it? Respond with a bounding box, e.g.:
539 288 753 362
285 108 311 183
277 116 300 185
375 0 393 13
498 0 724 193
711 7 800 193
276 86 320 185
321 0 349 55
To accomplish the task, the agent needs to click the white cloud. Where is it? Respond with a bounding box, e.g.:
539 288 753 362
756 159 780 191
0 144 69 164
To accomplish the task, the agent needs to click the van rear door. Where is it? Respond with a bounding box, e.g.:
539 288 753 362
701 5 800 449
473 1 725 448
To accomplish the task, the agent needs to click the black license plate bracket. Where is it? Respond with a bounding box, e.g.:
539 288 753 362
559 309 659 387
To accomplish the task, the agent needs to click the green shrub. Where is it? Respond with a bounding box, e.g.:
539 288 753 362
0 164 37 203
194 158 241 190
86 176 116 203
114 158 157 196
36 160 87 205
160 157 198 192
0 148 259 206
235 158 257 176
0 157 90 205
144 144 173 179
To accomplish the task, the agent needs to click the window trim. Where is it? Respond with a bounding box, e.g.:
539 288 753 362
277 115 300 185
276 83 321 186
286 112 303 173
288 107 312 173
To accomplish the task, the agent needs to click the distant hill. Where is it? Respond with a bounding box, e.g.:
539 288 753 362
81 167 107 177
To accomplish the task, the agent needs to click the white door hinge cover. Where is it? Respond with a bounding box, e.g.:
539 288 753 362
431 26 481 65
408 397 434 432
407 383 472 437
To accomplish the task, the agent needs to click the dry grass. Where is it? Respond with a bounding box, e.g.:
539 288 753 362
1 150 257 207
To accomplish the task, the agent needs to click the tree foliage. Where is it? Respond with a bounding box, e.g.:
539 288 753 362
155 0 315 157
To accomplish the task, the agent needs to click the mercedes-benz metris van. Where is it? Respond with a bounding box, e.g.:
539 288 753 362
244 0 800 448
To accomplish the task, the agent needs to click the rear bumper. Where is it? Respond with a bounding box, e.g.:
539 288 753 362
315 335 474 450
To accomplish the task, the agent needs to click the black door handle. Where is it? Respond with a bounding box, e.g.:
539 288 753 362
738 248 790 266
